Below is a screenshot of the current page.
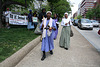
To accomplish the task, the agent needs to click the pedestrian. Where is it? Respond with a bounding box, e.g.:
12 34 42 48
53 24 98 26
38 8 47 23
59 12 72 50
33 11 37 17
5 8 12 29
27 10 34 30
40 11 57 61
53 14 59 40
39 8 47 41
33 11 38 28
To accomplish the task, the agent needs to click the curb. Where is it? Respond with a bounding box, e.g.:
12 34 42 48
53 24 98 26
0 36 41 67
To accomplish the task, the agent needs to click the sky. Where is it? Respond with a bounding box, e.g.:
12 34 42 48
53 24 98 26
69 0 83 18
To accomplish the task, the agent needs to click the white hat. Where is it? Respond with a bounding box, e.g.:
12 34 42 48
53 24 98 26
64 12 68 15
46 11 52 15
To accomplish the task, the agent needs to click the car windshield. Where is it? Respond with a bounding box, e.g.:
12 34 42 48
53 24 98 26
82 19 92 23
91 20 99 23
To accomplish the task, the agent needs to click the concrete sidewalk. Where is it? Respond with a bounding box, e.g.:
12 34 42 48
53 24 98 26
15 25 100 67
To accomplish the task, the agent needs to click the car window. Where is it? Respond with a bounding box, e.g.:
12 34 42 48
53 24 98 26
91 20 98 23
82 19 92 23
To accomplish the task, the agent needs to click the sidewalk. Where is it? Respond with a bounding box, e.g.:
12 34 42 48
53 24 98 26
15 25 100 67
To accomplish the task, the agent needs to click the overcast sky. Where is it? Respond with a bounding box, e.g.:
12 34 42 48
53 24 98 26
70 0 82 15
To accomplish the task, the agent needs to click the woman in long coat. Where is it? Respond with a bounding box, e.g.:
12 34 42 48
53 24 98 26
53 14 59 40
59 12 72 50
40 11 57 61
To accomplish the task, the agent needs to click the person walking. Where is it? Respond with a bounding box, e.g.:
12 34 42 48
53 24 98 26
38 8 47 41
53 14 59 40
59 12 72 50
38 8 47 23
33 11 37 17
40 11 57 61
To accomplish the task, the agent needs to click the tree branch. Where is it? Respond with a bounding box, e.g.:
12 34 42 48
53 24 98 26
2 0 27 9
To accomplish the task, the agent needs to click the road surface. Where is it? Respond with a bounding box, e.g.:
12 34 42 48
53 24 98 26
74 26 100 52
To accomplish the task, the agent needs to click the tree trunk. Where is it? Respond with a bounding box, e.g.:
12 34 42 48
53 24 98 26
0 0 2 28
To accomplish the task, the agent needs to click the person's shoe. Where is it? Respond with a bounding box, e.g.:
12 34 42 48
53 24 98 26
41 55 46 61
54 38 56 40
60 46 64 48
50 50 53 55
64 48 68 50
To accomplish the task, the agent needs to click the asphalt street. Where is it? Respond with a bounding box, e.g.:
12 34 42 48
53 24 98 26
74 26 100 52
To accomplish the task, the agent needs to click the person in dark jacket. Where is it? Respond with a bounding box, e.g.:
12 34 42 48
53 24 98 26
33 11 37 17
27 10 34 30
33 11 38 28
38 8 47 23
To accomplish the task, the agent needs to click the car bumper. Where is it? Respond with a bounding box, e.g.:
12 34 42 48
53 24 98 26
93 25 99 27
82 26 93 29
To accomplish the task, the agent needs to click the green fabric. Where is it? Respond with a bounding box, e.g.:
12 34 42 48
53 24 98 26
59 26 70 48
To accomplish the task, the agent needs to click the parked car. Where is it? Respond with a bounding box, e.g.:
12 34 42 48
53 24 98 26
91 20 99 27
73 19 79 26
78 19 93 30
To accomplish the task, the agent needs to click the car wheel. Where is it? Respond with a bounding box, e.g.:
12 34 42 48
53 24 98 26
80 25 83 30
73 23 75 26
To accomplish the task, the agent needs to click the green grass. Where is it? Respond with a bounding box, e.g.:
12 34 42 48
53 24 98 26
0 28 39 62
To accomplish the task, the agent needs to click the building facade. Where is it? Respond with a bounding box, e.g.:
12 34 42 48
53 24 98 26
78 3 81 16
73 12 77 19
80 0 96 18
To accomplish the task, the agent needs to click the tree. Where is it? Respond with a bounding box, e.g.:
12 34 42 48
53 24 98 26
86 5 100 20
94 5 100 20
86 9 94 19
77 15 83 19
54 0 71 17
0 0 2 28
0 0 34 28
47 0 71 17
47 0 59 12
41 2 51 11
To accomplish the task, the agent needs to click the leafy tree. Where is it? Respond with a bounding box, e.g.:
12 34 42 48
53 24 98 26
54 0 71 17
41 2 51 11
47 0 71 17
94 5 100 20
86 5 100 20
86 9 94 19
77 15 83 19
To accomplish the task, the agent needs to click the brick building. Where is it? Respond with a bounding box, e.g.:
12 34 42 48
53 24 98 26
79 0 96 18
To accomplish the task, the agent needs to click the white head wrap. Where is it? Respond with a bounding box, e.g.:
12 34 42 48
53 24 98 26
64 12 68 15
46 11 52 15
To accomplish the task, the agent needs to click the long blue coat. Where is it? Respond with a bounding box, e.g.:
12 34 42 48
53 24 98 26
40 19 57 52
